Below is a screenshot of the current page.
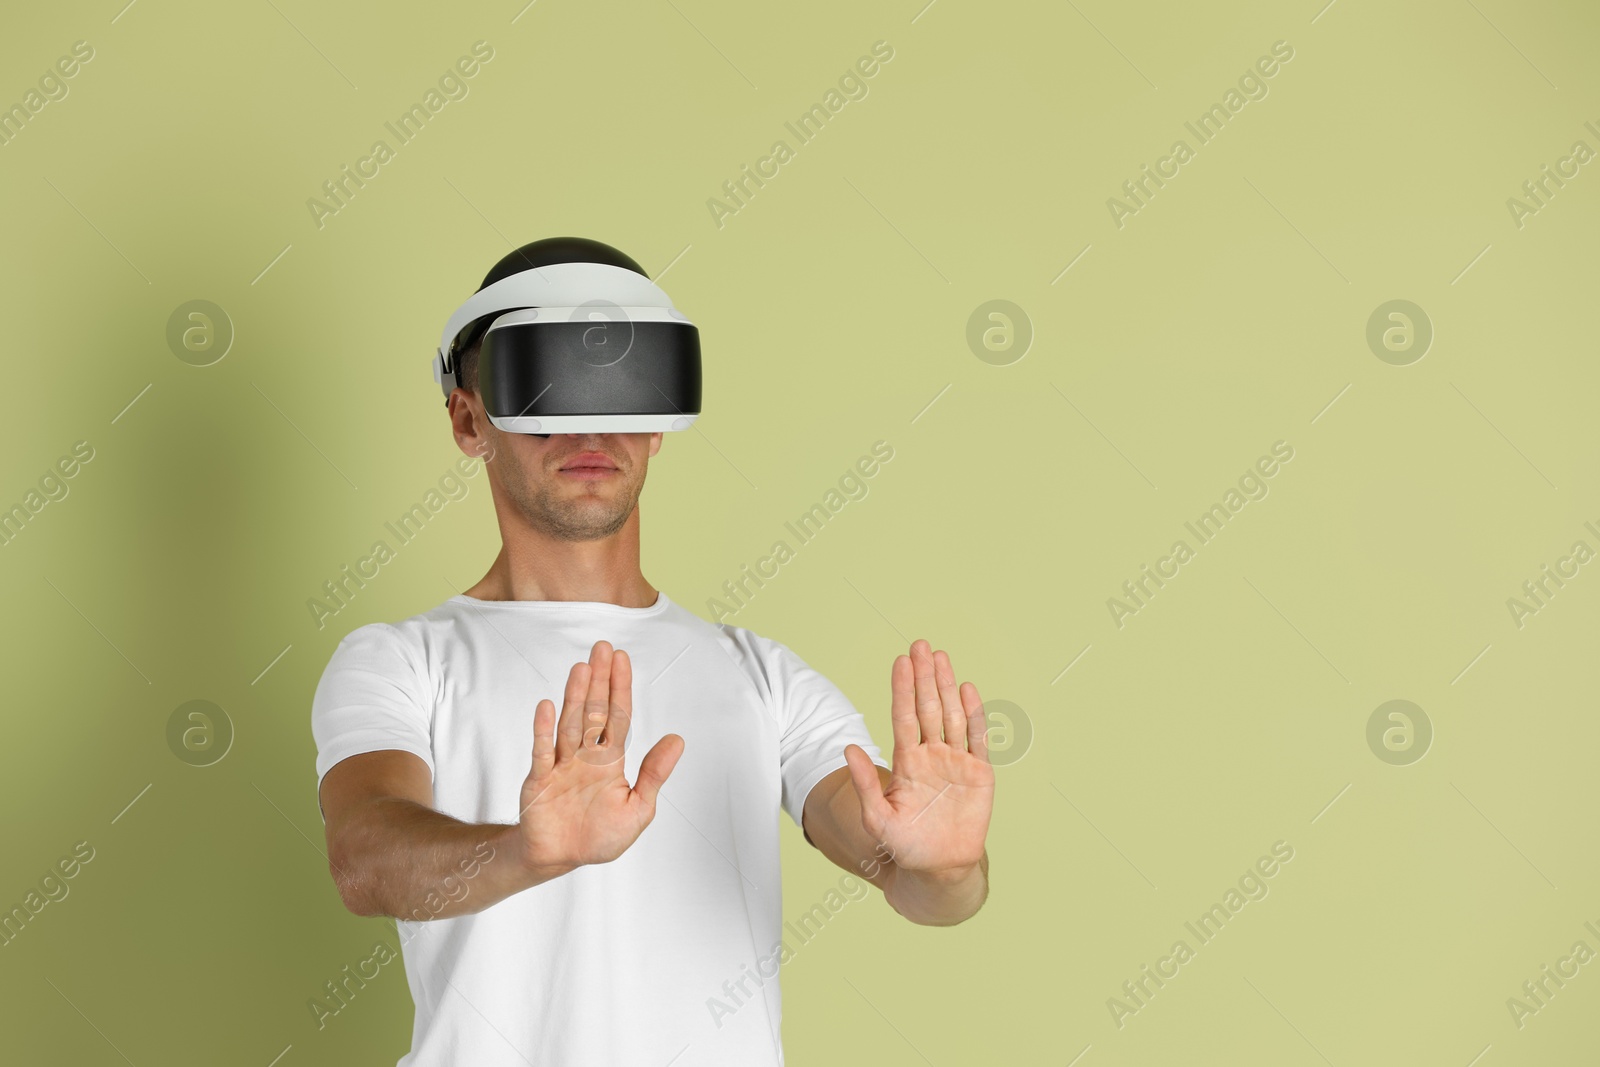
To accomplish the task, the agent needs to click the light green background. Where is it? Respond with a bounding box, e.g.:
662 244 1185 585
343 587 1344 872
2 0 1597 1063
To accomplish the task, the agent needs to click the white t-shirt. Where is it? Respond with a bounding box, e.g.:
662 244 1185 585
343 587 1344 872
310 591 888 1067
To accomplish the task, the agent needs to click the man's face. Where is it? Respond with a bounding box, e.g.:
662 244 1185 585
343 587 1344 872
482 427 661 542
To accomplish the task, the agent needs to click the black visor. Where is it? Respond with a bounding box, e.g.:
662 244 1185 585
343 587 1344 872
479 315 701 433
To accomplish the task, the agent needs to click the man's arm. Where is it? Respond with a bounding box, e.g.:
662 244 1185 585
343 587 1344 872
320 750 570 920
799 639 994 927
319 641 684 921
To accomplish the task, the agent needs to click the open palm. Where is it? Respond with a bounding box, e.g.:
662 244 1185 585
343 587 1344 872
844 640 994 875
518 640 684 871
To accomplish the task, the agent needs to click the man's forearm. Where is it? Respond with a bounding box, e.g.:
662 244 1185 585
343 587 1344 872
883 851 988 926
330 798 573 920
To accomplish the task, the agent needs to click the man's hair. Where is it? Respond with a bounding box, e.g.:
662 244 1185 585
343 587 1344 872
457 332 483 395
451 238 650 402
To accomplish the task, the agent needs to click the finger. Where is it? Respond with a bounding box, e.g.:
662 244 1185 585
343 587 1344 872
934 649 965 747
909 640 943 743
631 733 685 809
962 682 989 761
528 698 557 782
844 744 891 836
554 661 589 762
603 648 633 751
583 640 613 750
889 654 919 752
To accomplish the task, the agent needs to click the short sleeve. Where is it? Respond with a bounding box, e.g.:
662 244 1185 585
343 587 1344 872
310 622 436 805
762 637 889 829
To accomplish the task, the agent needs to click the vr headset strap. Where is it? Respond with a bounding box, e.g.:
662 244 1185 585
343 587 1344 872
433 262 676 398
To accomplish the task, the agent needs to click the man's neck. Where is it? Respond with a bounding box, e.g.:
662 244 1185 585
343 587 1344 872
462 542 657 608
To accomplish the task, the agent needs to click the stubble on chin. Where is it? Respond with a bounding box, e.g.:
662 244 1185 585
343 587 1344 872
500 448 642 542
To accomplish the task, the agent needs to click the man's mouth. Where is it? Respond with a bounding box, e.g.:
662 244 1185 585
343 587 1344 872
560 451 620 478
561 451 618 470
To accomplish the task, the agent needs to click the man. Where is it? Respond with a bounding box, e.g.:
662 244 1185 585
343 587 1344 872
311 237 994 1066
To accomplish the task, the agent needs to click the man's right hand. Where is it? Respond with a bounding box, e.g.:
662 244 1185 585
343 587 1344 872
320 639 684 920
513 639 685 874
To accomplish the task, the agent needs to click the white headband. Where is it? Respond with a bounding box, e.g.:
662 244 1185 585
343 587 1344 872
438 260 675 355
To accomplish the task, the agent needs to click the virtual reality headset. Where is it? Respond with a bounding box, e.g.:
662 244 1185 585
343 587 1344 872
432 238 701 436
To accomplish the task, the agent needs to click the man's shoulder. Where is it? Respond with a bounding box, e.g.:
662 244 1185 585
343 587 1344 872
696 611 825 698
319 596 465 667
656 598 778 652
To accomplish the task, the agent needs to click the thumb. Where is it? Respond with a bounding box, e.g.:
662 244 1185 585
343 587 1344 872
630 733 685 810
843 744 891 834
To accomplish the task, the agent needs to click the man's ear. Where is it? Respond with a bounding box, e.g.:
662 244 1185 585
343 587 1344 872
448 389 494 463
648 431 663 458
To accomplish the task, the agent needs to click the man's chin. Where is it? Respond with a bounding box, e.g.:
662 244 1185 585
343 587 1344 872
527 499 633 541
